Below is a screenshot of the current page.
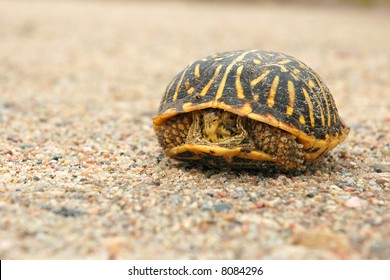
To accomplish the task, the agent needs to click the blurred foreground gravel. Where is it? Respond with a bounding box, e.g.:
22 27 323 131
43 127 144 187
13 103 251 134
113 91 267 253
0 1 389 259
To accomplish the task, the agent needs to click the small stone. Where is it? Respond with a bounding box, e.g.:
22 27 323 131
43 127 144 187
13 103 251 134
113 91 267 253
369 197 386 205
216 190 226 198
233 187 246 198
267 197 282 208
201 201 213 211
375 178 389 186
4 150 13 156
343 177 356 186
341 186 357 192
305 191 318 198
51 155 62 161
370 162 390 173
329 184 343 194
295 200 303 208
256 200 266 208
82 146 93 153
33 182 48 192
52 208 86 217
248 192 257 200
344 197 364 208
367 180 382 191
335 195 349 204
213 203 231 212
171 194 182 204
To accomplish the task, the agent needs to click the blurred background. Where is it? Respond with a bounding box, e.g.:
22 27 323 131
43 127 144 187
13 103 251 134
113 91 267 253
27 0 390 5
1 0 388 119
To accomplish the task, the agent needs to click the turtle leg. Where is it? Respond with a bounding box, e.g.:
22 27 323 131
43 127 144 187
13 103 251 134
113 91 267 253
250 122 306 170
155 113 192 151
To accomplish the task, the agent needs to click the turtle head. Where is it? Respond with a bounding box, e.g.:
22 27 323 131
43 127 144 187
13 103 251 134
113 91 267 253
201 109 237 143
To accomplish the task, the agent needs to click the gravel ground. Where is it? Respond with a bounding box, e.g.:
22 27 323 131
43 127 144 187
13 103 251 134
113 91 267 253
0 1 389 259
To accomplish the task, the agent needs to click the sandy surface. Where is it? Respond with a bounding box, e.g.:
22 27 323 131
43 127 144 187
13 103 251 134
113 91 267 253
0 1 389 259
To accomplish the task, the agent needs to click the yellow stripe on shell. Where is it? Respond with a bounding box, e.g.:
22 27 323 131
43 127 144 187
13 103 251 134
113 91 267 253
279 65 288 72
286 80 296 116
235 65 245 99
162 78 176 107
194 64 201 78
307 79 325 126
199 64 223 97
240 101 253 115
301 87 315 127
267 75 280 108
264 63 288 72
291 68 300 80
184 80 190 90
298 61 309 70
172 67 189 101
215 50 256 100
313 73 331 127
250 70 270 87
327 93 337 124
277 59 291 65
308 80 316 89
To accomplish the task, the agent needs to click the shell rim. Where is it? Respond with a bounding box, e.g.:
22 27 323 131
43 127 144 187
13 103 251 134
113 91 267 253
153 100 349 161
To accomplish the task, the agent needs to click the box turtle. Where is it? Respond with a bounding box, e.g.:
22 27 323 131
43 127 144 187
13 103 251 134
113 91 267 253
153 50 349 171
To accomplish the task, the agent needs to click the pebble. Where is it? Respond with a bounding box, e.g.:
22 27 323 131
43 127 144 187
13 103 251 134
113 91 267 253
201 201 213 211
52 208 87 217
295 200 303 208
213 203 232 213
375 178 389 186
344 197 364 208
370 163 390 173
343 177 356 186
233 187 247 198
335 195 349 203
329 185 343 194
171 194 182 204
256 200 266 208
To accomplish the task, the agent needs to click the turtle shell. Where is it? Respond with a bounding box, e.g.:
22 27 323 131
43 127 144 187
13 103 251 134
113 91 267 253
153 49 349 167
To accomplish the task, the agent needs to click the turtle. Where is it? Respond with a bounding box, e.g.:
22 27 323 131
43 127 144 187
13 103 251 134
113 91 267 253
153 50 349 171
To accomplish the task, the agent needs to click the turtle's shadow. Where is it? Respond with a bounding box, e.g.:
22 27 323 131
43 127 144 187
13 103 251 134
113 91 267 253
169 159 318 179
159 151 350 180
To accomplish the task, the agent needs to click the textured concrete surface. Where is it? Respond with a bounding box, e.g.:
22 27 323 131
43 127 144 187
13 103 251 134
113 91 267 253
0 1 389 259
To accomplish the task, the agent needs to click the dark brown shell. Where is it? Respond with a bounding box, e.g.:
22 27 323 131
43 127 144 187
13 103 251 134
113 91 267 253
154 49 349 161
